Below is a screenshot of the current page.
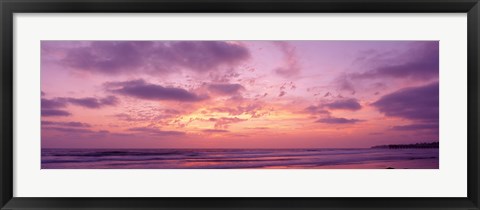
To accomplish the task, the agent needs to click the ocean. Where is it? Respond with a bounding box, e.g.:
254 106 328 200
41 148 439 169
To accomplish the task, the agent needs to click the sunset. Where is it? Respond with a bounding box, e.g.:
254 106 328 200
41 41 439 169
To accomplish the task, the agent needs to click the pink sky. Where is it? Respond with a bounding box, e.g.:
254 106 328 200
41 41 439 148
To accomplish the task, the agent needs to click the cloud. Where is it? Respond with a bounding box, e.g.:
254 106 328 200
42 95 119 109
304 106 331 115
307 100 363 124
106 79 207 102
316 117 363 124
371 81 438 122
113 109 180 122
41 95 118 117
391 123 439 131
353 42 439 80
334 74 356 95
64 96 119 108
306 102 363 124
61 41 147 74
41 109 71 117
42 121 91 127
273 42 301 77
48 41 250 75
44 127 93 133
209 117 247 129
246 127 270 130
128 127 185 136
207 83 245 95
43 126 110 135
210 103 265 118
323 98 362 111
170 41 250 72
41 98 68 109
202 129 229 133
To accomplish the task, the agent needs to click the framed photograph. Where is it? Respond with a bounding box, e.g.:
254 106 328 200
1 0 479 209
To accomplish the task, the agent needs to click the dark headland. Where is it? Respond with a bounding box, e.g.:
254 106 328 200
371 142 439 149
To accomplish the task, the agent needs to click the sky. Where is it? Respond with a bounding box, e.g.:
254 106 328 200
41 41 439 149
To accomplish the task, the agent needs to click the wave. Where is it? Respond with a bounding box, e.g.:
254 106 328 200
41 148 439 169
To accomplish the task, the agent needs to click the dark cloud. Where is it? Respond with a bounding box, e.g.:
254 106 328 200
64 96 119 108
128 127 185 136
306 103 363 125
43 127 110 135
353 42 439 80
316 117 363 124
61 41 148 74
304 106 330 115
41 98 68 109
41 109 71 117
45 127 92 133
207 83 245 95
50 41 250 75
42 95 119 109
170 41 250 72
371 81 438 122
323 98 362 111
106 79 207 102
391 123 439 131
42 121 91 127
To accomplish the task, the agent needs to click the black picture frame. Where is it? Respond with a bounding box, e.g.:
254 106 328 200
1 0 479 209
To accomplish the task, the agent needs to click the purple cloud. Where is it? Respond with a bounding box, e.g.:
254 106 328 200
353 42 439 80
43 127 110 135
170 41 250 72
45 127 92 133
41 98 68 109
128 127 185 136
42 121 91 127
371 81 438 122
334 74 356 95
304 106 331 115
42 94 119 109
273 42 301 77
202 129 230 133
64 96 119 108
208 83 245 95
41 109 71 117
61 41 148 74
306 103 363 125
391 123 439 131
106 79 207 102
316 117 363 124
47 41 250 75
323 98 362 111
